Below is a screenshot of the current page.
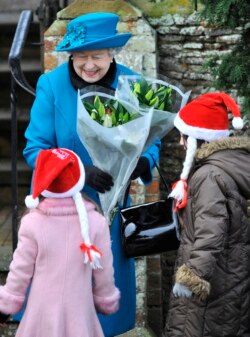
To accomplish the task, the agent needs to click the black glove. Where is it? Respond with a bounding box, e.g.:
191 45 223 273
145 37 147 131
0 312 9 324
85 165 113 193
130 157 150 181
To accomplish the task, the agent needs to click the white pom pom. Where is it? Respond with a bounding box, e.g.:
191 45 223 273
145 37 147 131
232 117 243 130
25 195 39 208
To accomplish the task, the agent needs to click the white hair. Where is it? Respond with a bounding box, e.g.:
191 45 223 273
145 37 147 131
108 47 122 57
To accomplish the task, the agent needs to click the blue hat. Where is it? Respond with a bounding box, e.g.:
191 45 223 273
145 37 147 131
56 12 132 52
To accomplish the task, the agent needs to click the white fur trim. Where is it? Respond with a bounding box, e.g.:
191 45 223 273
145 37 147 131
232 117 243 130
174 113 229 141
25 195 39 208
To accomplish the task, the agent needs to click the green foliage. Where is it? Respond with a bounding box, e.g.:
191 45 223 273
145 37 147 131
131 78 173 111
199 0 250 28
84 97 139 127
200 0 250 118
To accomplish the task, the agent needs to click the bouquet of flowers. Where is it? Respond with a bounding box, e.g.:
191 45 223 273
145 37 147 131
83 94 139 127
115 75 190 114
130 77 173 111
77 87 176 222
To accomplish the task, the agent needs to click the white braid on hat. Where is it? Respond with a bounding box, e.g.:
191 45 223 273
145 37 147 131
73 192 102 270
169 137 197 207
180 137 197 181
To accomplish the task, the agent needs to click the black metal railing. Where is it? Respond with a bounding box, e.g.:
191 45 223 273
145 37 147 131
8 0 69 252
8 10 36 251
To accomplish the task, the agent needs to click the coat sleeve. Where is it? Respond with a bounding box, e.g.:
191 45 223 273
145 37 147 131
23 74 57 169
92 215 120 315
141 138 161 184
0 216 38 314
176 169 229 300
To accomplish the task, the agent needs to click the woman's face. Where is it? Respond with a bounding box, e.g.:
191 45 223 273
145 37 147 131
72 49 113 83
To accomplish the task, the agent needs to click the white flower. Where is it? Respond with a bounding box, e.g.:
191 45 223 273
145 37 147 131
102 114 113 128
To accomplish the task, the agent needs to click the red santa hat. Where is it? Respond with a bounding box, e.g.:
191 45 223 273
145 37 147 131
25 148 102 269
169 92 243 209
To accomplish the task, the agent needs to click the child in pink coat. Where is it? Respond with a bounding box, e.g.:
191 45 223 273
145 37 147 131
0 148 120 337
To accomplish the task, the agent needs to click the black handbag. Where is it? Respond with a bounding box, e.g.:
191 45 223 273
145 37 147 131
120 162 180 258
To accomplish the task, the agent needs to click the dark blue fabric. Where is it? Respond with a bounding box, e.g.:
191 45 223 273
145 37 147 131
98 210 136 336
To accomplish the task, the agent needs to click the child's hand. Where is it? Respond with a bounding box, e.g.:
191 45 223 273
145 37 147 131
0 312 10 328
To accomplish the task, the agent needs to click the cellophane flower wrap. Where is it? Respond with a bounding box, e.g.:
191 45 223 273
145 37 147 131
77 79 190 222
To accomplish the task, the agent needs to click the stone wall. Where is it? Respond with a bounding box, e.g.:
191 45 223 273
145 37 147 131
148 12 243 99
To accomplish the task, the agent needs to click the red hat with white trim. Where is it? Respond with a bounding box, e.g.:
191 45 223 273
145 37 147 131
25 148 102 269
169 92 243 210
174 92 243 141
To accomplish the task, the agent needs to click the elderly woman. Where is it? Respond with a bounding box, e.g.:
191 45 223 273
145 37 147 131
22 12 160 337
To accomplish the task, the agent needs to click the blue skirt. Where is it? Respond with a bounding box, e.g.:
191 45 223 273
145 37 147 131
98 212 136 336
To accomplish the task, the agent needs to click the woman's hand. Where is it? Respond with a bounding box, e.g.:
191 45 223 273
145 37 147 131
130 157 150 180
85 165 114 193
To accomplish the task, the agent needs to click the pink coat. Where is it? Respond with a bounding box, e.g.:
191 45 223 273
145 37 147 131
0 197 120 337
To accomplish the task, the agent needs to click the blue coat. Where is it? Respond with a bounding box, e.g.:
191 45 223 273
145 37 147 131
23 62 160 336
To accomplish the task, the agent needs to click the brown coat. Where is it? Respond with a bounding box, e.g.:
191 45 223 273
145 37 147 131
165 137 250 337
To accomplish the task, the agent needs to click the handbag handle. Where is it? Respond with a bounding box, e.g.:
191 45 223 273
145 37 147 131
123 158 171 208
152 158 171 194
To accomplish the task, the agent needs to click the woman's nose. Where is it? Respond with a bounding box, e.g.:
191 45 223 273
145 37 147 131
84 58 95 69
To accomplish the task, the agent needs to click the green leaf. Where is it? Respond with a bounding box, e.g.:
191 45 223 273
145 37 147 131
111 111 117 125
149 96 159 107
156 85 166 93
84 101 94 112
132 82 141 94
94 95 101 109
145 88 154 102
90 111 96 120
139 77 151 96
122 111 129 123
158 102 165 110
